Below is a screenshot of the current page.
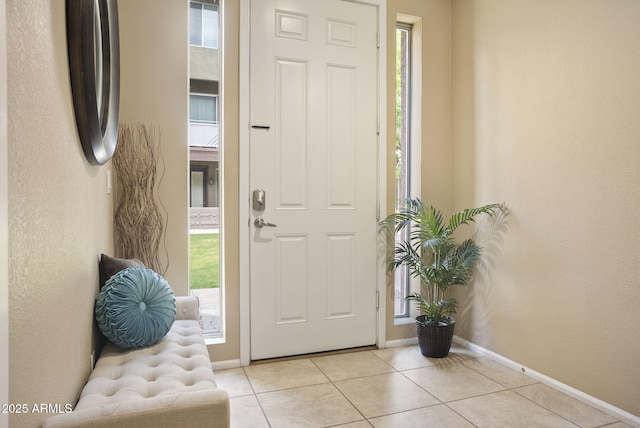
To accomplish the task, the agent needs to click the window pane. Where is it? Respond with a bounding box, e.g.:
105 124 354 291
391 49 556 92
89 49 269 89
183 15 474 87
203 5 218 48
189 3 202 46
190 95 217 122
395 25 411 318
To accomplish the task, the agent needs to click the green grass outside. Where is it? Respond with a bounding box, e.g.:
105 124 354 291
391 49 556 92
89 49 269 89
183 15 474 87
189 233 220 289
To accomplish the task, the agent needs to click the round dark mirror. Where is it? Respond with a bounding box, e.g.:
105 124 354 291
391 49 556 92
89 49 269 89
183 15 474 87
93 0 104 123
67 0 120 166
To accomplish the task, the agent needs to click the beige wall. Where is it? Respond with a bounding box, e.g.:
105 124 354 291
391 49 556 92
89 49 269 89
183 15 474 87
384 0 452 340
7 1 114 426
1 1 9 427
118 1 189 294
451 0 640 416
207 0 241 362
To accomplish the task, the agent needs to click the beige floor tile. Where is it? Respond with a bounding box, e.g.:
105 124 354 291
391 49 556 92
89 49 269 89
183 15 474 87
443 342 484 361
312 351 395 381
448 390 578 427
369 404 475 428
333 421 374 428
244 358 329 393
371 343 479 371
230 395 270 428
335 372 440 418
402 362 505 402
371 346 440 371
462 357 537 388
258 383 364 428
514 383 618 428
213 367 254 397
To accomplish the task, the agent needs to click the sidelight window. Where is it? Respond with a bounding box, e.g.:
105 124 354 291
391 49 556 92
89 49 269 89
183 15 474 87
394 17 422 320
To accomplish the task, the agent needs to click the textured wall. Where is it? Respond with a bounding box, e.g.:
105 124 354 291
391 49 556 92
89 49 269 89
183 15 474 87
7 1 114 426
452 0 640 417
191 46 221 82
1 1 9 427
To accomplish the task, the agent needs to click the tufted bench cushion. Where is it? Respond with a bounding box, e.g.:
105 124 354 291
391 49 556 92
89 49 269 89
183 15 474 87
43 297 229 428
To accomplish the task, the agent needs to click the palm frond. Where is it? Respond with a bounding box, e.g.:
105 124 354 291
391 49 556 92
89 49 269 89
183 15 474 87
451 239 482 270
446 203 506 234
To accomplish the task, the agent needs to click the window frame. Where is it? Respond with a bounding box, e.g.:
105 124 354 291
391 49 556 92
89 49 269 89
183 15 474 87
188 1 224 343
394 22 412 319
189 93 219 124
394 16 423 324
189 1 219 49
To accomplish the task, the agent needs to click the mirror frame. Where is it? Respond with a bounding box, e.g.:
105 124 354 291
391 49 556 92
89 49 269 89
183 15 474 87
67 0 120 166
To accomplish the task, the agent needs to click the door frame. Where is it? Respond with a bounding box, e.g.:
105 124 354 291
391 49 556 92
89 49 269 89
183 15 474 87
190 164 209 207
239 0 387 366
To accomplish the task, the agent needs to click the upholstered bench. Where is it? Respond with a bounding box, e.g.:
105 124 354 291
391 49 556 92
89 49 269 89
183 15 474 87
43 296 230 428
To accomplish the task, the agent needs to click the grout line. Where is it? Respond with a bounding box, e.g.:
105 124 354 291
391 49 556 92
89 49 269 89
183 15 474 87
309 356 370 425
239 366 273 427
441 401 480 428
509 388 583 428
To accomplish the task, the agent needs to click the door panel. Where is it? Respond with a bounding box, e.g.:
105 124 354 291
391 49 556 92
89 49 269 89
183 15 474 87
275 235 308 324
326 233 356 319
275 58 307 208
250 0 378 360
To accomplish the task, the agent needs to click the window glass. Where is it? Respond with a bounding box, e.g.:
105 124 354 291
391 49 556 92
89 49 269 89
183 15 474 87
203 5 219 48
189 3 202 46
188 1 223 340
190 2 218 48
190 94 218 123
395 24 411 318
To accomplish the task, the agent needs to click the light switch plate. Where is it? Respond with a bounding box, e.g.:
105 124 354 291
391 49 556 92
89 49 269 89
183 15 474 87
106 170 113 194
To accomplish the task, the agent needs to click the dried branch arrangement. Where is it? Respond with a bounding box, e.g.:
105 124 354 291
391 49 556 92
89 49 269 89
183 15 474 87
113 122 168 275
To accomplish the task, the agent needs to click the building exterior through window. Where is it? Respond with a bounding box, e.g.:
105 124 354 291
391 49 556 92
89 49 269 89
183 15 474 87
189 0 222 337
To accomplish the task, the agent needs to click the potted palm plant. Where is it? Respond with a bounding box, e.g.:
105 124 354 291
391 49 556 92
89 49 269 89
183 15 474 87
380 199 507 357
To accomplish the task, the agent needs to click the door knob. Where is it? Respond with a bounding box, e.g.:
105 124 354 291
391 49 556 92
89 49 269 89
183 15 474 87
254 217 277 228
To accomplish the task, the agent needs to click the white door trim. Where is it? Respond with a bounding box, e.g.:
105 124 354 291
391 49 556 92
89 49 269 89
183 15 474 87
239 0 386 366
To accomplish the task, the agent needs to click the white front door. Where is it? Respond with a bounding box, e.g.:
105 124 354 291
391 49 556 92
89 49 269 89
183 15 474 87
249 0 379 360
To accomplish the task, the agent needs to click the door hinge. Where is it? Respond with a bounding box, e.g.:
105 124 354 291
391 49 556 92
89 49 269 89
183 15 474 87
376 203 380 221
376 291 380 309
376 31 380 48
376 117 380 135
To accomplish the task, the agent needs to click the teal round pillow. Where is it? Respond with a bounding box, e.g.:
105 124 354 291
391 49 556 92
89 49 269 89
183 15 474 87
96 267 176 349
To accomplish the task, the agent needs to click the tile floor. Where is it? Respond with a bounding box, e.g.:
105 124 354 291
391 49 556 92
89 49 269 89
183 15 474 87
213 344 631 428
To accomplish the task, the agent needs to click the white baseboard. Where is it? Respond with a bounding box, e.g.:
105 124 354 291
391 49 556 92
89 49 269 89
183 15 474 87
211 359 241 371
452 336 640 428
383 337 418 348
